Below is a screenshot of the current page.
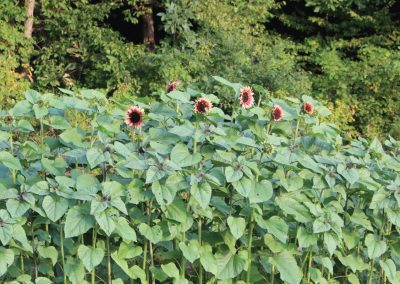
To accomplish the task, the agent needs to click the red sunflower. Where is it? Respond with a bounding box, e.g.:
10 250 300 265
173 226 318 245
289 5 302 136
239 86 254 109
166 80 181 93
271 105 283 121
125 106 144 129
303 102 314 115
194 98 213 115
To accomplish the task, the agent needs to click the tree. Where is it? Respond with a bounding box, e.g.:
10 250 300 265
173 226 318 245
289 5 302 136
24 0 35 38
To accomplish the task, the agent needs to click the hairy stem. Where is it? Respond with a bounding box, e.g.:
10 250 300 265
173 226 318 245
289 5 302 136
59 220 66 284
368 260 374 284
246 209 255 284
307 250 313 282
91 228 97 284
107 236 112 283
293 119 300 146
198 218 203 284
271 264 275 284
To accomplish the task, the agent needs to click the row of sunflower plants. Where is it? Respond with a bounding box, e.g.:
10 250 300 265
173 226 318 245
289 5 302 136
0 76 399 284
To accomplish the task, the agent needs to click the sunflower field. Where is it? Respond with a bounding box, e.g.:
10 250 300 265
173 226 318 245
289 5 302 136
0 76 399 283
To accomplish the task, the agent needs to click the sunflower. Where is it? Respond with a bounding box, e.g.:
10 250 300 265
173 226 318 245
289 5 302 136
194 98 213 115
303 102 314 115
125 106 144 128
167 80 181 93
239 86 254 109
271 105 283 121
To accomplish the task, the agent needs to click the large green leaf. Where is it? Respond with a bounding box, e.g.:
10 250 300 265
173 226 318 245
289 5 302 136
269 251 303 284
200 244 218 275
249 180 273 204
42 196 68 222
95 210 116 236
38 246 58 266
258 216 288 243
65 257 85 283
86 147 107 169
365 234 387 259
225 166 243 183
114 217 137 242
215 249 247 280
179 240 201 263
0 210 13 245
227 216 246 240
6 198 30 218
190 181 212 209
64 205 95 238
232 178 253 197
380 259 399 284
0 151 22 170
138 223 163 244
0 247 14 277
77 245 104 271
170 143 202 167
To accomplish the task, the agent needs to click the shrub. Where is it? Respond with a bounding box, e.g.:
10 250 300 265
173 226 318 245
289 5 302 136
0 77 399 283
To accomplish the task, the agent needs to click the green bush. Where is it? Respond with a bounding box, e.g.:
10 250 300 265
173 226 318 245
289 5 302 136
0 77 399 283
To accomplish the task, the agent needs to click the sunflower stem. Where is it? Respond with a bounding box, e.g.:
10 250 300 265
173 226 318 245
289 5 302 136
92 227 97 284
198 218 203 284
307 250 312 282
59 220 66 284
368 260 374 284
107 236 112 283
20 254 24 274
293 119 300 146
271 264 275 284
246 208 255 284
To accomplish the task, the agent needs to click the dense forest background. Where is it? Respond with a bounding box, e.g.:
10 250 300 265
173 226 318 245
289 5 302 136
1 0 399 139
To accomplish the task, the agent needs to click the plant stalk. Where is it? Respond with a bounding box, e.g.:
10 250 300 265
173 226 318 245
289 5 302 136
59 220 66 284
198 218 203 284
368 260 374 284
20 254 24 273
293 119 300 146
92 228 97 284
307 250 312 282
246 209 255 284
271 264 275 284
107 236 112 283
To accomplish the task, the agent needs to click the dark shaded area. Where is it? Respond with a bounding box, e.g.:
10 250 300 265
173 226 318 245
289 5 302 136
107 4 166 45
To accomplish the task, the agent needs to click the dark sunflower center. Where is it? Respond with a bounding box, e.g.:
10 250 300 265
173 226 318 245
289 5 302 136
198 103 206 112
243 94 249 101
129 112 141 123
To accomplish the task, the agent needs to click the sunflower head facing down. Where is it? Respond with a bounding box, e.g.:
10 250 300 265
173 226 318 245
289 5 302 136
125 106 144 128
167 80 181 93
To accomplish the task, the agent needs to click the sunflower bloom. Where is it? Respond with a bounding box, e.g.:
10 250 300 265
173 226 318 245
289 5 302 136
167 80 181 93
194 98 212 115
272 105 283 121
125 106 144 128
303 102 314 115
239 86 254 109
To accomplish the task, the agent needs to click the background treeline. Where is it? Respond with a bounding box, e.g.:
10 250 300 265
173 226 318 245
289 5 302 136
1 0 399 138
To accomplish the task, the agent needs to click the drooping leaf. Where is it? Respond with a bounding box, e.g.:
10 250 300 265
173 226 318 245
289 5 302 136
269 250 303 284
215 249 247 280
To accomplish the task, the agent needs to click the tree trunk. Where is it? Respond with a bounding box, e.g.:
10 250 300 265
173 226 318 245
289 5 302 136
24 0 35 38
142 3 155 52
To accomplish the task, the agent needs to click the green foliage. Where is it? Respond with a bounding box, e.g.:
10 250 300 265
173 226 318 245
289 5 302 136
0 77 399 283
0 0 399 139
